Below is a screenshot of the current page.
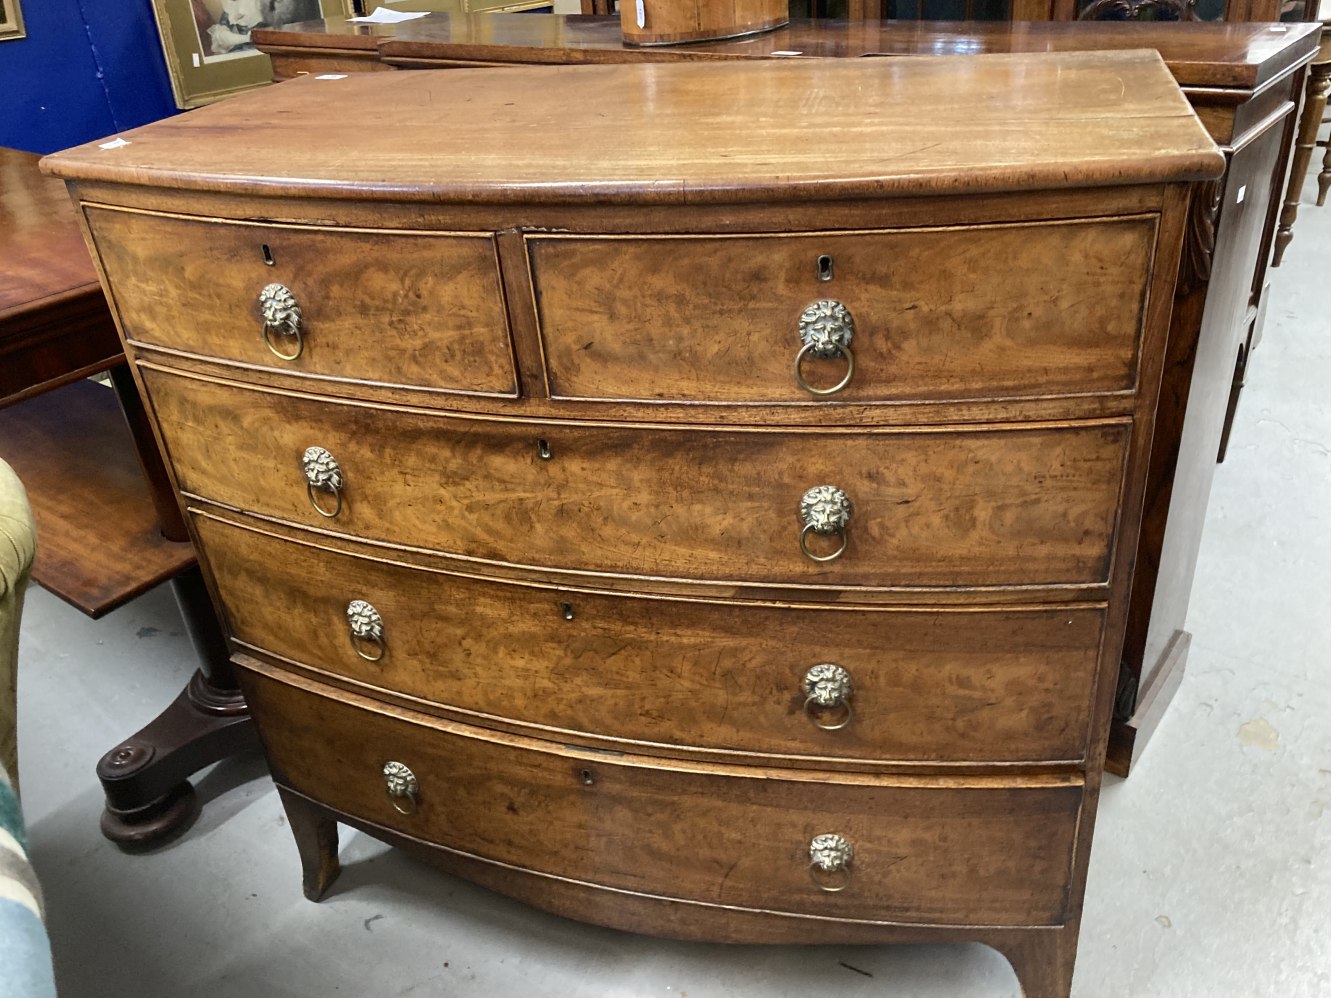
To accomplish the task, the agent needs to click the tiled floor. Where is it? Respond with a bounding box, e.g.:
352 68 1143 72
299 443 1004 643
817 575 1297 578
14 142 1331 998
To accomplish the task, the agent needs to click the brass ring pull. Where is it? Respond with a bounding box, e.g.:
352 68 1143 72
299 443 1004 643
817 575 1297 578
803 663 854 731
809 833 854 892
799 523 848 563
794 340 856 396
347 600 385 663
383 761 418 816
799 486 852 564
306 482 342 518
302 446 344 519
259 283 304 361
796 300 856 397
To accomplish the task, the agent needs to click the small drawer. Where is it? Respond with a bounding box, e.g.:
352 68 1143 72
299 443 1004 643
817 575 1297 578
245 667 1082 927
529 218 1154 404
145 367 1129 590
85 206 516 396
196 511 1107 764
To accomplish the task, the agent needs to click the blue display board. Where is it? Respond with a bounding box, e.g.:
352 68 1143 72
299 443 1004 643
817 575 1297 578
0 0 177 154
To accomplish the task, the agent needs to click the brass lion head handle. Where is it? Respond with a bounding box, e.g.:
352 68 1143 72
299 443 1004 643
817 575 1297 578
795 300 856 396
799 485 852 563
382 761 419 815
809 833 854 892
803 663 854 731
302 446 344 519
347 600 385 662
259 283 303 361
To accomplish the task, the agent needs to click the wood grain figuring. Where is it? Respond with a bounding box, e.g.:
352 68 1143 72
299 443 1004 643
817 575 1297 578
531 219 1153 403
620 0 789 46
142 366 1130 590
0 148 122 403
85 207 516 398
42 53 1224 205
0 149 102 317
0 380 195 617
194 509 1107 766
243 664 1083 928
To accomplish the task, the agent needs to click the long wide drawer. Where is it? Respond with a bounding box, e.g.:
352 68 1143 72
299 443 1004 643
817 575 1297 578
529 217 1155 404
195 510 1106 765
245 666 1083 927
145 366 1130 590
85 206 516 397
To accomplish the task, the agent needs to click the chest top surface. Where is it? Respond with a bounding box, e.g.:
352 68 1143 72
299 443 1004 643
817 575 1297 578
44 51 1221 206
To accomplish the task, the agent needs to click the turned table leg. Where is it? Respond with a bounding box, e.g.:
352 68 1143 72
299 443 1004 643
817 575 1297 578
277 787 342 901
94 364 261 847
1275 55 1331 265
1317 136 1331 207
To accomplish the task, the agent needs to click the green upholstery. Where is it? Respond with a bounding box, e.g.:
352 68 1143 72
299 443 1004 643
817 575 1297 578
0 456 37 793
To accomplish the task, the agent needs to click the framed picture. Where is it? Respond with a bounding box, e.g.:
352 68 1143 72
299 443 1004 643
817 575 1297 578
150 0 348 108
0 0 25 42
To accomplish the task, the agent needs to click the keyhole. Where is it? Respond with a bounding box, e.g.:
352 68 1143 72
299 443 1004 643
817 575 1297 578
261 243 275 266
560 602 575 621
579 769 595 786
537 439 553 461
817 255 834 282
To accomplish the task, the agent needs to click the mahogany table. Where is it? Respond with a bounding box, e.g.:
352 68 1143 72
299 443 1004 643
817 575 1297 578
0 147 259 846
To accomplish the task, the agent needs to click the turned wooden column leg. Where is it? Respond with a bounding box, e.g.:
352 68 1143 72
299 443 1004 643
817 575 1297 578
277 787 342 902
1317 138 1331 207
1274 61 1331 266
989 928 1079 998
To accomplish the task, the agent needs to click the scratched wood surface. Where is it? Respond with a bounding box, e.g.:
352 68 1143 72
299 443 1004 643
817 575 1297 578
43 52 1223 205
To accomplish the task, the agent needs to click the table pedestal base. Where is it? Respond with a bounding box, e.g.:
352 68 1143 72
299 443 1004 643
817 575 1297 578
96 568 262 848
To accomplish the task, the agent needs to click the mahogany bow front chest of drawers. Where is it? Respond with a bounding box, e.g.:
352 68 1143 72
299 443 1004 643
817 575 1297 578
45 53 1223 997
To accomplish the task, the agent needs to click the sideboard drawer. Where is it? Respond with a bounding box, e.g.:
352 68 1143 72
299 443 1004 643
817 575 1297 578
196 511 1106 765
146 367 1129 589
245 667 1082 927
529 218 1154 404
85 206 516 396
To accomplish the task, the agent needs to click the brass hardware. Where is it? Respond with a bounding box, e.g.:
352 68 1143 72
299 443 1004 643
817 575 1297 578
382 761 419 815
302 446 344 518
803 663 854 731
259 282 303 360
795 300 855 396
537 439 553 461
816 254 834 282
347 600 385 662
561 602 575 621
799 485 852 563
809 833 854 892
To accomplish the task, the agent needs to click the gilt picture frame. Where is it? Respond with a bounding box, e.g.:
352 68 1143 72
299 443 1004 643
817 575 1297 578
0 0 26 42
149 0 347 108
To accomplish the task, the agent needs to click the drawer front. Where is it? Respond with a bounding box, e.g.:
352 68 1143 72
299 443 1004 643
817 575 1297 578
529 218 1154 403
247 668 1082 927
146 368 1129 589
86 207 516 396
196 512 1106 764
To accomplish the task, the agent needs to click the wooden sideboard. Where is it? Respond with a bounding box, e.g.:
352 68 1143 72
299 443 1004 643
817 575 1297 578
46 52 1222 997
252 15 1318 776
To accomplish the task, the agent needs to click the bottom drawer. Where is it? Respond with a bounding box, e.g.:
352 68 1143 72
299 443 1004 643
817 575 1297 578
245 665 1082 928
